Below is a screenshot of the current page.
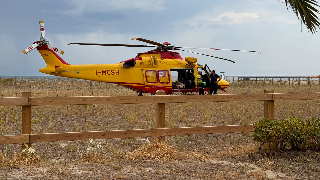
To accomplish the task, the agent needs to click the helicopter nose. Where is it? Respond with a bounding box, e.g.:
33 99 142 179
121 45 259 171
218 79 230 89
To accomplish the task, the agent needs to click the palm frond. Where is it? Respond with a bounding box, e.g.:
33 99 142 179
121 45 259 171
285 0 320 34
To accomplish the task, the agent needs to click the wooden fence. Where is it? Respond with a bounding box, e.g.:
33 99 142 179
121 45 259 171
1 90 320 147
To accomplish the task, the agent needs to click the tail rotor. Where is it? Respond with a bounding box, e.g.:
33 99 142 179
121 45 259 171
22 20 64 55
22 42 40 54
48 44 64 55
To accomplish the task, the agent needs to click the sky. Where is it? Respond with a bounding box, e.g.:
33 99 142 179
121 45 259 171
0 0 319 76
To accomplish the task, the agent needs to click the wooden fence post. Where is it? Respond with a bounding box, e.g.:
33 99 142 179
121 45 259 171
22 92 32 148
264 90 274 120
156 90 166 142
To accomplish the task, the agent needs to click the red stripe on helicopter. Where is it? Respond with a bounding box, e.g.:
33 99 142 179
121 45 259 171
113 82 228 94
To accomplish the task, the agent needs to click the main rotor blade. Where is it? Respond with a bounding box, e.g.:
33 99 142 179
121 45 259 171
180 49 235 63
22 43 39 54
68 43 156 48
39 20 45 39
177 47 261 54
131 38 163 46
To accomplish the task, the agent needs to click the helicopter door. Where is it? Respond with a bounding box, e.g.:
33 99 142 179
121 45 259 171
158 70 170 83
143 69 170 93
171 68 195 89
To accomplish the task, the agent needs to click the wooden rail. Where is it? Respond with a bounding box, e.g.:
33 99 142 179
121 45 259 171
1 90 320 146
0 125 255 145
2 92 320 107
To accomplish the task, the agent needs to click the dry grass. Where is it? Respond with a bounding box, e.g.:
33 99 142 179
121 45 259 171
0 146 40 168
1 81 320 179
129 141 207 161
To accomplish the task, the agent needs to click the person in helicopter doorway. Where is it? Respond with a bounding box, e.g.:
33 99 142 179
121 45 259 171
197 71 204 95
210 70 221 95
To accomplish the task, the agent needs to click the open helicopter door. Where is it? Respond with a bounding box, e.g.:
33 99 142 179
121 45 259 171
171 68 196 91
200 64 211 88
143 69 171 94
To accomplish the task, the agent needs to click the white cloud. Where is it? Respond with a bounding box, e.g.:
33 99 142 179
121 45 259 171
259 10 298 25
206 11 259 25
182 9 298 27
65 0 166 14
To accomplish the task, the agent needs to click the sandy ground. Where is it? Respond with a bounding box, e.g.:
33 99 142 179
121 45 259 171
1 133 320 180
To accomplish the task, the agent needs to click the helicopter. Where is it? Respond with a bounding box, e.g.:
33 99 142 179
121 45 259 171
22 21 260 95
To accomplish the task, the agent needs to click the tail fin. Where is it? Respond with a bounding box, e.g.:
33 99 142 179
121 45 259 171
37 45 70 74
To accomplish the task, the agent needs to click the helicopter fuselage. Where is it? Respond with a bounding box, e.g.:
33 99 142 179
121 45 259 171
37 45 229 94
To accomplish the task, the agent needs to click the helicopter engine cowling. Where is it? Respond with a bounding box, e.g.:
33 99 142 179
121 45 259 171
185 57 197 63
123 59 136 68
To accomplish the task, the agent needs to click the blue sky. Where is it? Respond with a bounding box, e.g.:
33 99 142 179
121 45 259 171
0 0 319 76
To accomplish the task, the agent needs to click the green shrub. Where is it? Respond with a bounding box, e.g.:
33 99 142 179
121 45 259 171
253 117 320 150
0 78 14 82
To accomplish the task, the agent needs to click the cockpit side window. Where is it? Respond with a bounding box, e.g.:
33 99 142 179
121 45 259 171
145 70 157 83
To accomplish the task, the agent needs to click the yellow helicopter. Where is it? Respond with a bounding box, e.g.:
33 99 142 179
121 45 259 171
22 21 260 95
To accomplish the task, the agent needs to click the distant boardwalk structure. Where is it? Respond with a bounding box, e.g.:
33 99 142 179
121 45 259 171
225 76 320 85
0 77 82 82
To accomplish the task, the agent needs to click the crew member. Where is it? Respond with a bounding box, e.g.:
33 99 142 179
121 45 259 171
210 70 221 94
197 71 204 95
